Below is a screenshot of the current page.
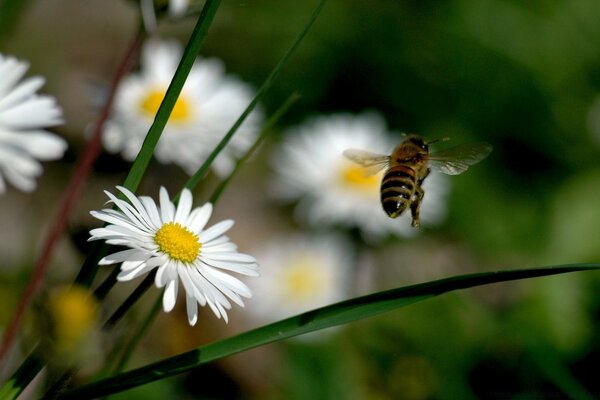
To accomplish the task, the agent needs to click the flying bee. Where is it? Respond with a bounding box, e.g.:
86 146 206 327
343 136 492 227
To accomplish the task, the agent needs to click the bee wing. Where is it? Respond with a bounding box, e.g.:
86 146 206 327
428 142 492 175
343 148 390 176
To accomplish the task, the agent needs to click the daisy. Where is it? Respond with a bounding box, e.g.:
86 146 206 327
102 39 262 177
0 53 65 193
246 234 351 324
271 112 449 240
88 186 259 325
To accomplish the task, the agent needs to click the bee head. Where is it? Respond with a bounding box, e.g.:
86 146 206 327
408 136 429 152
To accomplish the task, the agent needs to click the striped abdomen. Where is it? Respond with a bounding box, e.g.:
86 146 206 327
380 165 416 218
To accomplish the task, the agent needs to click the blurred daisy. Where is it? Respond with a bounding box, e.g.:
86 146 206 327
168 0 189 16
0 53 65 194
89 186 259 325
272 112 449 240
246 234 351 324
37 285 101 366
103 39 261 176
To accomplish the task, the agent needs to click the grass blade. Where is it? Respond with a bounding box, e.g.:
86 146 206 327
121 0 221 193
60 264 600 399
182 0 327 192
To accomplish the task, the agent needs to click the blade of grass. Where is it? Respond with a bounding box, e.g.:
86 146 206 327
209 91 300 204
122 0 221 193
60 264 600 399
182 0 327 193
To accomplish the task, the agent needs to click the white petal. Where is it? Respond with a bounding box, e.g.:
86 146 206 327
0 96 63 128
140 195 162 227
187 203 212 233
203 252 256 263
116 186 155 229
89 211 149 236
155 261 171 288
106 191 152 231
186 294 198 326
116 262 155 281
174 188 193 224
99 249 148 265
205 266 252 299
0 76 44 110
159 186 174 222
199 219 234 243
162 278 179 312
200 258 259 276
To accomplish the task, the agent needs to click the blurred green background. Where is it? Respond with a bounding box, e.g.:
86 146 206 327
2 0 600 398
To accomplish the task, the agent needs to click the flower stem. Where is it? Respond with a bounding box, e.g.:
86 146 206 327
0 28 144 368
182 0 328 193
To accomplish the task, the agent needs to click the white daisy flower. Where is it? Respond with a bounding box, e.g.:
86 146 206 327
246 234 351 324
88 186 259 325
103 39 262 177
0 53 65 193
272 112 449 240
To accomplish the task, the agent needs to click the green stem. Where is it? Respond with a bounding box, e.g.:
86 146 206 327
59 264 600 399
183 0 328 192
209 91 300 204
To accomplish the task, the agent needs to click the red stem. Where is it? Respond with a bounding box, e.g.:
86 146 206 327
0 31 143 365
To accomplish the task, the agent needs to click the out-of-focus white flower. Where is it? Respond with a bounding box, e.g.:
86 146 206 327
271 112 449 240
245 234 351 324
103 39 261 177
0 53 65 193
89 186 259 325
169 0 189 16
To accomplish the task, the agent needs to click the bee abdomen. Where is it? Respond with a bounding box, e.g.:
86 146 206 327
380 166 416 218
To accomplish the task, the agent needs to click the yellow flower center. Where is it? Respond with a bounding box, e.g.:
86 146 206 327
49 286 98 347
154 222 201 263
140 89 191 123
283 258 325 300
339 163 380 192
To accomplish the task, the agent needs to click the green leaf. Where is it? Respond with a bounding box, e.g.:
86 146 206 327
60 264 600 399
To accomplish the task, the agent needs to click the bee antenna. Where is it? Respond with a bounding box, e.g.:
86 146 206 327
428 137 450 145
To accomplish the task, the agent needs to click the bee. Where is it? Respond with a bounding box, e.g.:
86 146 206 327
343 136 492 227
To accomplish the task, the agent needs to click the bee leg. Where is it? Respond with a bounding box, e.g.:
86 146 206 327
410 189 423 227
410 169 429 228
